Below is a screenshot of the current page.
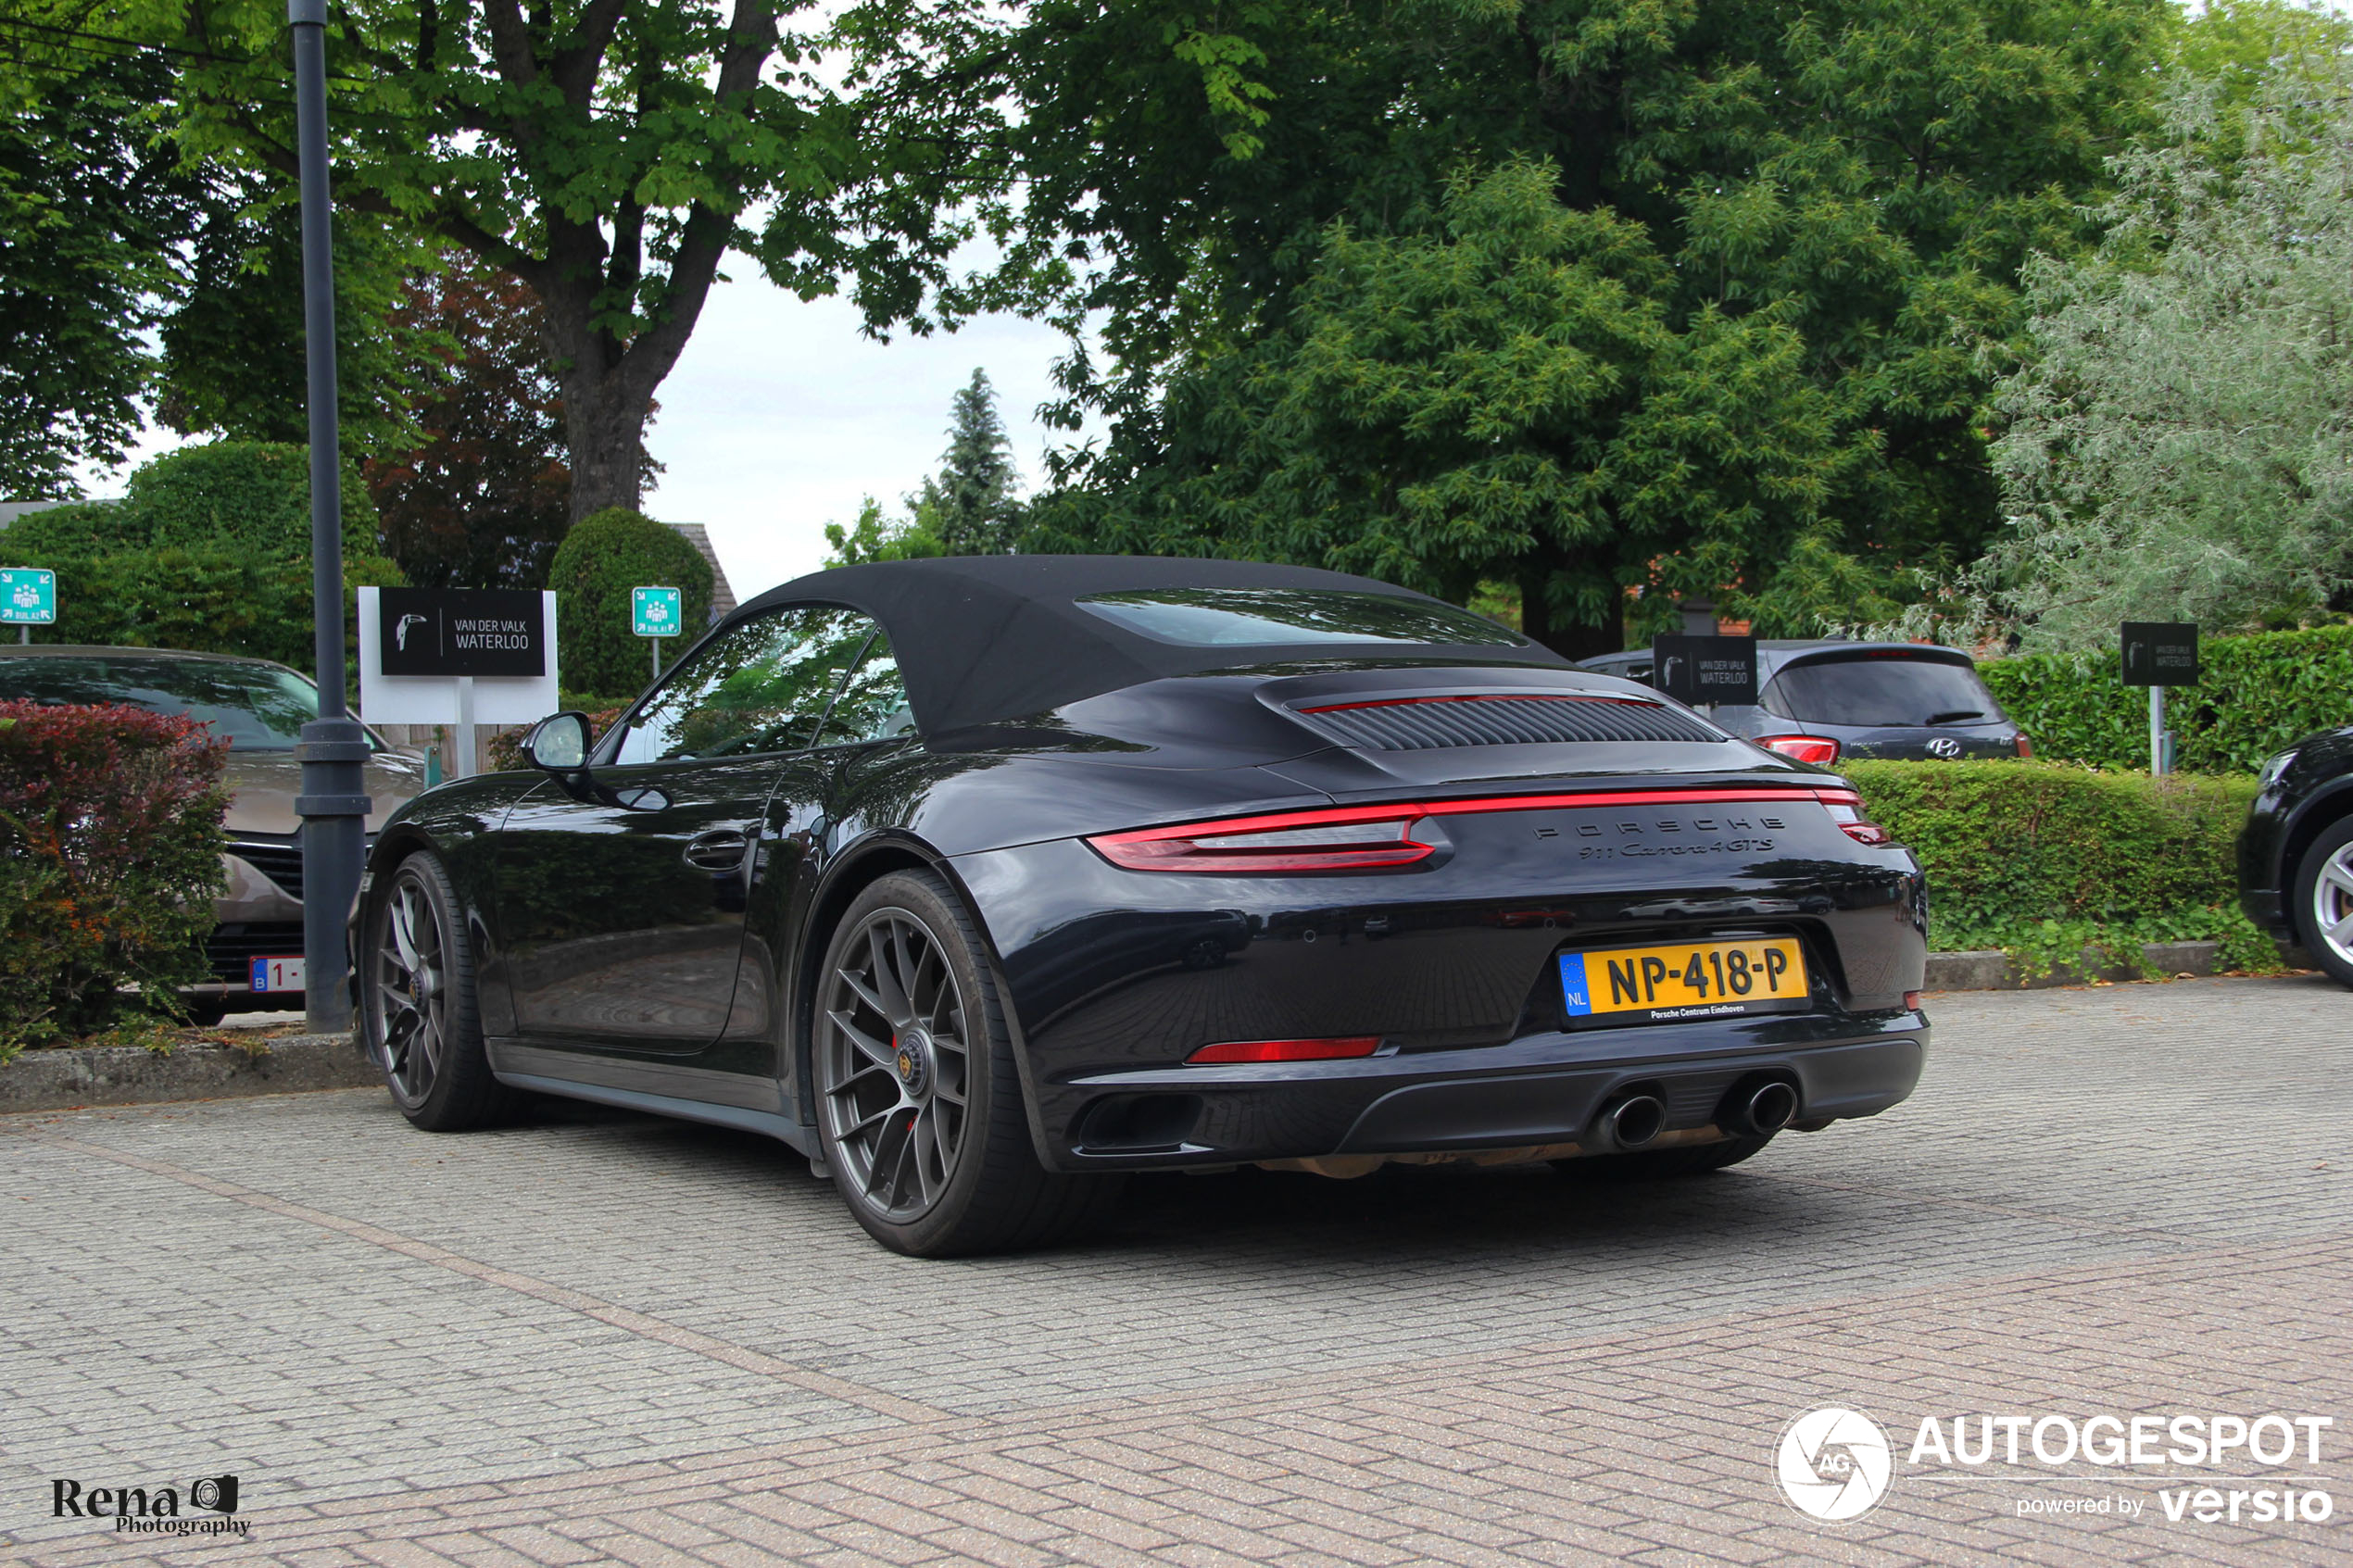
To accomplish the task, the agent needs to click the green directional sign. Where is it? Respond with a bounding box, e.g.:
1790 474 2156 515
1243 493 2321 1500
632 585 682 638
1 568 57 625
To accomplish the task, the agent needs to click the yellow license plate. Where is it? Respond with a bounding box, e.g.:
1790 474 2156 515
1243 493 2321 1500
1559 937 1810 1024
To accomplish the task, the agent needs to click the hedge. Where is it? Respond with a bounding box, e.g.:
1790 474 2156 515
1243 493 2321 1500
1843 760 2278 974
0 702 230 1057
1980 625 2353 775
546 508 712 698
6 442 403 673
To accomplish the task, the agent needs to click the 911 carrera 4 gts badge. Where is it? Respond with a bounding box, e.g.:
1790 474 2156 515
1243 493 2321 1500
1560 938 1811 1025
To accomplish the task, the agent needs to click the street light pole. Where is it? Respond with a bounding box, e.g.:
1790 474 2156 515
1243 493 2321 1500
289 0 370 1035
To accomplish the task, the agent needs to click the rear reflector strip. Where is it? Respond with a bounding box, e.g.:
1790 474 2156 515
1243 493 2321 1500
1188 1036 1382 1065
1087 785 1879 872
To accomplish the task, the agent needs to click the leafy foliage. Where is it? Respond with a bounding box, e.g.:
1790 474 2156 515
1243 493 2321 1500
6 443 402 668
1980 625 2353 775
156 191 434 460
1978 61 2353 648
0 701 230 1056
824 496 944 567
364 257 580 589
0 51 199 496
546 508 713 696
910 369 1025 555
1845 759 2282 974
936 0 2172 651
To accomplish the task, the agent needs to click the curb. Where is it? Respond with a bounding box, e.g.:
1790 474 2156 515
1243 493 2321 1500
1924 939 2221 993
0 1034 379 1114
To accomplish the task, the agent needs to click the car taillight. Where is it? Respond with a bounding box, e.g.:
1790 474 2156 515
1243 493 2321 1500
1087 784 1895 871
1187 1035 1382 1064
1759 734 1840 765
1086 807 1442 872
1814 787 1893 847
2015 734 2033 758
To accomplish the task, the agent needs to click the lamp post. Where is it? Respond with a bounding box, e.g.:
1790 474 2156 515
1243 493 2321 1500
289 0 370 1035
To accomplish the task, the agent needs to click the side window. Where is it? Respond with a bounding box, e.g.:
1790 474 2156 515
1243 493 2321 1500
613 606 878 764
815 631 915 746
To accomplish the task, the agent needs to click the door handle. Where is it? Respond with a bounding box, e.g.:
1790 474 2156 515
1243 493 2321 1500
682 829 751 872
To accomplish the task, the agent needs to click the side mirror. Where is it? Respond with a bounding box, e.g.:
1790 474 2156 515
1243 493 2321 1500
526 711 591 771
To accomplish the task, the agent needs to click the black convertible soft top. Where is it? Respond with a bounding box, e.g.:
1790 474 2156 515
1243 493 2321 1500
733 555 1558 734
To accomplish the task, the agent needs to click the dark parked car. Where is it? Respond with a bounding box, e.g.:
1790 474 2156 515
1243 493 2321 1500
352 558 1929 1256
1577 640 2029 766
0 646 422 1020
2240 729 2353 988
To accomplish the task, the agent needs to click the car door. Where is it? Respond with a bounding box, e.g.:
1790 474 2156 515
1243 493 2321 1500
494 604 876 1054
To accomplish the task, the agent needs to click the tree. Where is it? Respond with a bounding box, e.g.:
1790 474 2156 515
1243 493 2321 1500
908 369 1023 555
907 0 2172 651
0 50 196 496
363 257 581 588
824 495 943 567
157 188 433 458
132 0 975 522
1977 62 2353 648
546 508 713 696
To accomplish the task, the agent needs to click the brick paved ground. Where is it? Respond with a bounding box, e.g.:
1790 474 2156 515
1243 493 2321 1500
3 975 2348 1566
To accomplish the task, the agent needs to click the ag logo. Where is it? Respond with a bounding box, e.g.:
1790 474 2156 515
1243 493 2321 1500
1925 736 1962 759
1776 1408 1893 1521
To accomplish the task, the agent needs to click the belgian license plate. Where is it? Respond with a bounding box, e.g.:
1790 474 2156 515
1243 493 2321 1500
1559 938 1809 1025
249 955 305 993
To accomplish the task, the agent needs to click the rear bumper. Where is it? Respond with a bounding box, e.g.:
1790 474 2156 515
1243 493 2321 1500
1038 1010 1926 1172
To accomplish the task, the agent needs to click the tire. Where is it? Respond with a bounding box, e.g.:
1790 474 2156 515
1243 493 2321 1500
1554 1134 1776 1182
2294 816 2353 990
813 870 1122 1257
360 851 514 1131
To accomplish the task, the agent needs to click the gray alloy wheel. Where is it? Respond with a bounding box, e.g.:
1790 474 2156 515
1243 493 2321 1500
812 871 1124 1256
818 906 972 1222
2296 819 2353 988
373 866 449 1107
363 853 511 1130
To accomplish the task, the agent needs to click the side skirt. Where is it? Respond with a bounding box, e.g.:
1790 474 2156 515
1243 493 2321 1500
495 1072 817 1157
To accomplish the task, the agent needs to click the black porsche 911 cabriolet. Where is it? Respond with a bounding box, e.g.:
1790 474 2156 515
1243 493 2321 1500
352 557 1928 1255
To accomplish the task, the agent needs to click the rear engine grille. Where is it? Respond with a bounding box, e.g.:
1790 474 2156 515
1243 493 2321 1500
206 922 307 986
1295 695 1719 751
228 840 304 899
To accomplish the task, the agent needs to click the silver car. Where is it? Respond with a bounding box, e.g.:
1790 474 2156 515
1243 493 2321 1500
0 646 422 1021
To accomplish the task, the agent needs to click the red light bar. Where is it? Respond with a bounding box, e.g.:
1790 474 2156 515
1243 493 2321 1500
1086 785 1871 872
1298 692 1658 714
1188 1036 1382 1064
1759 734 1840 766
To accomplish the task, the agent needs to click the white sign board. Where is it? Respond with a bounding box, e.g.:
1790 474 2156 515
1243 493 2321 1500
358 587 560 724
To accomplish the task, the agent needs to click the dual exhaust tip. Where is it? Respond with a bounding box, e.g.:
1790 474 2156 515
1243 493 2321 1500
1598 1079 1799 1150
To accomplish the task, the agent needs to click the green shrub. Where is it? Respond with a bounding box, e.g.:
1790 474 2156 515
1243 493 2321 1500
7 443 403 671
546 508 712 698
0 701 230 1058
1844 759 2280 974
1981 625 2353 774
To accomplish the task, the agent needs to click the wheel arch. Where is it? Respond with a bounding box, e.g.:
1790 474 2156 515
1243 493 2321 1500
791 830 1055 1167
2280 783 2353 946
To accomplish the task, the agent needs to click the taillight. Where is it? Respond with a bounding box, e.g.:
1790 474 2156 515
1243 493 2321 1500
1086 807 1442 872
2015 734 2033 759
1187 1036 1382 1064
1759 734 1840 765
1086 784 1895 871
1815 787 1894 847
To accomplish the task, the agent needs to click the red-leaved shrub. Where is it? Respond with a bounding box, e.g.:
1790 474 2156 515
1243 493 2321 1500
0 701 230 1052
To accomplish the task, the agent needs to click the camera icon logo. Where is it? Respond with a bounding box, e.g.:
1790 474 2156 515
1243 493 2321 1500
191 1475 240 1515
